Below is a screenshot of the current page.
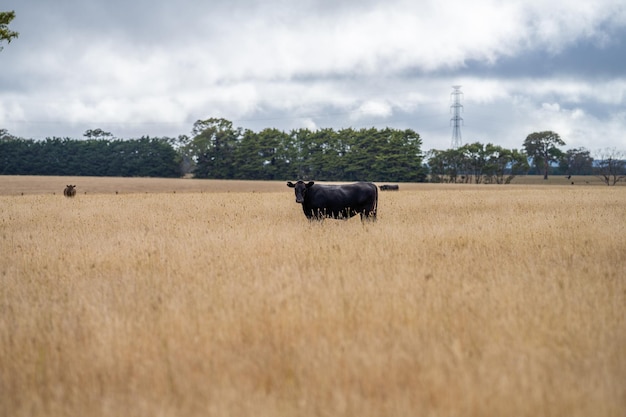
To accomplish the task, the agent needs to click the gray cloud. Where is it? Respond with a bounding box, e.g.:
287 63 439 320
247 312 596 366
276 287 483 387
1 0 625 151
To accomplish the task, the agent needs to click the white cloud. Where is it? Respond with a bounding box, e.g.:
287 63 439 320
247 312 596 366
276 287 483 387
542 103 561 112
353 100 393 120
300 118 319 131
1 0 625 152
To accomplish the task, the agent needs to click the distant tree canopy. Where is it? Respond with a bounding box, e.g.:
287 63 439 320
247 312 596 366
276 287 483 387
83 128 114 140
1 121 622 183
0 11 19 51
427 142 529 184
1 120 427 181
0 136 180 177
181 118 427 182
560 147 594 176
523 131 566 180
594 148 626 186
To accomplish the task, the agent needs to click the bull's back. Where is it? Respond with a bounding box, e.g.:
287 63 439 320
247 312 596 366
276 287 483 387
306 182 377 213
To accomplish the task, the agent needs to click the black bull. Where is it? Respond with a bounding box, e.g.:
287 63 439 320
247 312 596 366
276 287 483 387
287 181 378 221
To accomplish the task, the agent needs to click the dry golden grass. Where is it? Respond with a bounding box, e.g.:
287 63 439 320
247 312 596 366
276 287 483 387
1 176 625 417
0 175 287 195
0 174 619 197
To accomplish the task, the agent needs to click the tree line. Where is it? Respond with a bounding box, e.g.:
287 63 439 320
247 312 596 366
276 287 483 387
0 121 427 181
179 118 427 182
428 143 529 184
1 123 624 185
0 134 180 177
429 131 625 185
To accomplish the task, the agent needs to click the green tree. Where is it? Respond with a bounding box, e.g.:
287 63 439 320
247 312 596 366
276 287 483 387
312 128 342 180
179 118 425 181
294 127 348 180
0 135 179 177
483 145 529 184
458 142 488 183
427 148 463 183
523 131 565 180
378 128 423 182
257 128 290 180
233 129 263 179
165 134 194 176
83 128 114 140
288 128 316 180
560 148 593 175
342 128 376 181
0 11 19 51
0 128 17 141
428 143 528 184
81 139 111 175
130 137 180 177
0 135 29 174
233 128 288 180
187 118 240 179
341 127 423 182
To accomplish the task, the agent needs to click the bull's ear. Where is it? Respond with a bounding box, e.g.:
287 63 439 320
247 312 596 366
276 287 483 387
287 182 295 188
306 181 314 188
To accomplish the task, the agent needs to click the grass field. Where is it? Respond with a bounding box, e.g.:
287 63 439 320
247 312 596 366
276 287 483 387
0 173 620 196
1 176 625 417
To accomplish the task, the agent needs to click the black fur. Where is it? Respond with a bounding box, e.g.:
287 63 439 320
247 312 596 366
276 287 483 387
287 181 377 221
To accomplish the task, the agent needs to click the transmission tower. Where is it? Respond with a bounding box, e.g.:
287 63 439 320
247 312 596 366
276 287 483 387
450 86 463 149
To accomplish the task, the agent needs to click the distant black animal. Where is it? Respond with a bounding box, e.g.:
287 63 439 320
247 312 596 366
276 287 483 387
287 181 377 221
63 185 76 197
380 184 399 191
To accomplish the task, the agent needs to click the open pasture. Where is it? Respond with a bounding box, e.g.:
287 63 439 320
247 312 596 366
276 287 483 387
0 174 618 197
1 176 625 417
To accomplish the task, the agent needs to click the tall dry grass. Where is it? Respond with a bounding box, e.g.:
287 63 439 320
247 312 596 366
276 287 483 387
0 181 624 417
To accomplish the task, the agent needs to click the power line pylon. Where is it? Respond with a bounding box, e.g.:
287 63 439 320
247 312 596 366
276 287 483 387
450 86 463 149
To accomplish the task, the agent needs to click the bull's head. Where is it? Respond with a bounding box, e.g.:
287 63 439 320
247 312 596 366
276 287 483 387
287 181 314 204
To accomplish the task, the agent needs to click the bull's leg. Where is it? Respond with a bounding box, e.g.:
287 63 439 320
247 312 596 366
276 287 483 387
360 209 377 222
306 208 325 221
304 207 322 221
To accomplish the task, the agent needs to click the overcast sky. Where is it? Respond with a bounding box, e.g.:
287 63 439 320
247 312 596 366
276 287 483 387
2 0 626 152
